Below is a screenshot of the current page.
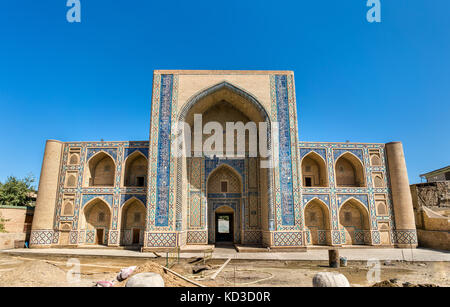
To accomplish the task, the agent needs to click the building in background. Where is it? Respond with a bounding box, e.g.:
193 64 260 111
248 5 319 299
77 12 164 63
411 166 450 250
420 166 450 183
29 70 418 250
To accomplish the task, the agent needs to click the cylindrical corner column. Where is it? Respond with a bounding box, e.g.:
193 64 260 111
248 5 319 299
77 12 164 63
30 140 63 248
385 142 418 248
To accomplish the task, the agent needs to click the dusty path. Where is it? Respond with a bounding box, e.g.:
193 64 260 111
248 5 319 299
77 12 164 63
0 253 448 287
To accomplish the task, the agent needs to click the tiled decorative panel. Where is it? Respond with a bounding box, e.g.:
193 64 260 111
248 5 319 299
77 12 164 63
395 230 418 245
187 231 208 244
274 75 295 226
244 231 263 244
146 232 177 248
273 232 303 247
154 74 174 227
30 230 54 245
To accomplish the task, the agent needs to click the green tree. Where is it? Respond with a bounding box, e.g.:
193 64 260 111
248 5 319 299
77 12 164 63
0 174 36 207
0 214 8 233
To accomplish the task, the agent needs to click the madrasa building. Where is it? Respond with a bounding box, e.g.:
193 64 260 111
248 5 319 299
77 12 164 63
30 70 418 250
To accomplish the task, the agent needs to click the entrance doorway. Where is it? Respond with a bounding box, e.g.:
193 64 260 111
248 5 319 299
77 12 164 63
132 229 140 244
215 213 233 242
96 229 104 245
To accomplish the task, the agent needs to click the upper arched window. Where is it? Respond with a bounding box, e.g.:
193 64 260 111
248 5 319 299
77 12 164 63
86 152 116 187
301 152 328 187
335 153 365 187
123 151 148 187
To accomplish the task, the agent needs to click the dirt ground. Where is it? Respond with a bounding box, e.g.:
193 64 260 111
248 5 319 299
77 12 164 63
0 253 448 287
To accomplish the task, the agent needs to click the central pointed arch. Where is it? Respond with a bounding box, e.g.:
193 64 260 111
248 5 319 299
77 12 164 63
178 81 271 124
176 81 275 242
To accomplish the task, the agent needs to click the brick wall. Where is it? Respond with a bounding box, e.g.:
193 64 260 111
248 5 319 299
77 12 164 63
0 206 34 249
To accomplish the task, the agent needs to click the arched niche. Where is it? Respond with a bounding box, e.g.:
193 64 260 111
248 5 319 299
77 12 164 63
123 151 148 187
84 152 116 187
301 152 328 187
335 153 365 187
82 198 111 245
207 164 242 244
338 199 370 245
304 199 331 245
120 198 146 246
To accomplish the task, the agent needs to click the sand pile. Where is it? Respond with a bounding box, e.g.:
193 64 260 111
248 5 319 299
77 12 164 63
114 261 194 287
0 260 69 287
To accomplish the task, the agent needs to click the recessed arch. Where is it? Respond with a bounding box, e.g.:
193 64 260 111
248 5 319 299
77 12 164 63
335 152 365 187
66 174 76 187
69 154 79 165
123 151 148 187
338 198 371 245
207 164 242 244
179 81 271 124
84 151 116 187
370 155 381 166
374 175 384 188
304 199 331 245
206 164 243 194
177 81 274 238
301 152 328 187
120 198 146 246
63 201 74 216
81 198 112 245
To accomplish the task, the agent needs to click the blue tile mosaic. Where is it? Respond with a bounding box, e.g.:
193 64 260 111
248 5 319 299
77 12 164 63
155 74 174 227
275 75 295 226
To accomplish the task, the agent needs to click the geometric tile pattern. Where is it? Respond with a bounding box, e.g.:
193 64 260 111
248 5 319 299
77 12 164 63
187 231 208 244
30 230 53 245
146 232 177 248
273 232 303 247
86 231 95 244
395 230 418 245
244 231 262 244
318 230 327 245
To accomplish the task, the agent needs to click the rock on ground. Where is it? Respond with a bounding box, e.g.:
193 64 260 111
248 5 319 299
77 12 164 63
312 272 350 287
126 273 165 287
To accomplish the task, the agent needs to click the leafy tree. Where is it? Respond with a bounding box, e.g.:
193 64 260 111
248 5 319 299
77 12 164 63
0 214 8 233
0 174 36 207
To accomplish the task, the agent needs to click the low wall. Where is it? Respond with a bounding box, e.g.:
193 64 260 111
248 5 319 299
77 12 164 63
0 206 34 249
417 229 450 251
0 206 34 233
0 233 27 250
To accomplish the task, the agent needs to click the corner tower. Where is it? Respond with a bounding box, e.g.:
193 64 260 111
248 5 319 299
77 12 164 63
385 142 418 247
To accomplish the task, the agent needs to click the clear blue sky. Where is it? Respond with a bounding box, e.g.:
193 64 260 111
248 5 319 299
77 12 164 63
0 0 448 185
